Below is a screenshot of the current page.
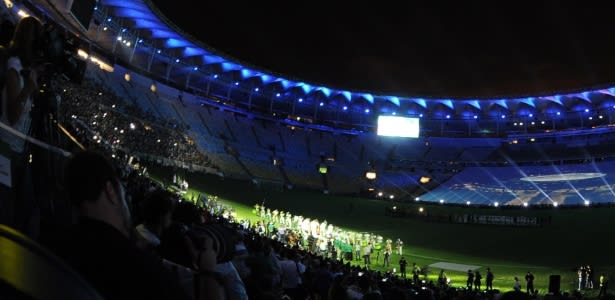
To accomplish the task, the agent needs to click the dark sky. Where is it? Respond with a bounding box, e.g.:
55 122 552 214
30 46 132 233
151 1 615 98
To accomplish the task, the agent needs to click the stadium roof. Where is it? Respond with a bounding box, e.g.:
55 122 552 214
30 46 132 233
31 0 615 121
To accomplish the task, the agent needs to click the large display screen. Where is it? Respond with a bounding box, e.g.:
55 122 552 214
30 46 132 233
377 116 420 138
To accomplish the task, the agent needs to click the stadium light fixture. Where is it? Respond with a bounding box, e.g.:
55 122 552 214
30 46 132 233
494 202 499 207
254 87 259 92
365 170 377 180
419 207 424 213
298 98 303 102
342 106 348 110
377 192 383 197
553 202 559 207
415 197 420 201
439 199 444 204
419 176 431 184
584 200 590 206
523 202 528 207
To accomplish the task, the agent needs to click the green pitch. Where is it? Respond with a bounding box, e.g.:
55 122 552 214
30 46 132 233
151 166 614 297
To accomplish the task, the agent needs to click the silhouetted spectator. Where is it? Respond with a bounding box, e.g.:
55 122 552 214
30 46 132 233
46 150 223 300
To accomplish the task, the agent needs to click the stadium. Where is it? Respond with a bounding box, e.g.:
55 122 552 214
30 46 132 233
0 1 614 299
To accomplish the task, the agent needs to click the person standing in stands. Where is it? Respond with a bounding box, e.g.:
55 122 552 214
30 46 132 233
0 16 41 150
399 256 408 278
486 267 494 291
525 271 535 294
0 16 43 233
45 150 224 300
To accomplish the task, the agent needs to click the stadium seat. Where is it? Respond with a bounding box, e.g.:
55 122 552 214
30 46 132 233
0 224 104 300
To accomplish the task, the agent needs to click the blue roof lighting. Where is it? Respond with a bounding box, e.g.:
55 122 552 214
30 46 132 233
439 99 454 109
363 94 374 104
203 55 225 64
466 100 481 110
183 47 206 57
98 0 615 122
241 69 255 79
259 74 274 84
297 83 312 94
221 62 240 71
341 91 352 101
319 87 331 97
494 99 508 109
388 96 400 106
414 98 427 108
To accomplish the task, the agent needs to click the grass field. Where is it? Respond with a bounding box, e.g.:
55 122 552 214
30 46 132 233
150 165 614 297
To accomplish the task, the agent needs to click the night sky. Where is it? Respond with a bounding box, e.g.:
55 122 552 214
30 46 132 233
151 1 615 98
